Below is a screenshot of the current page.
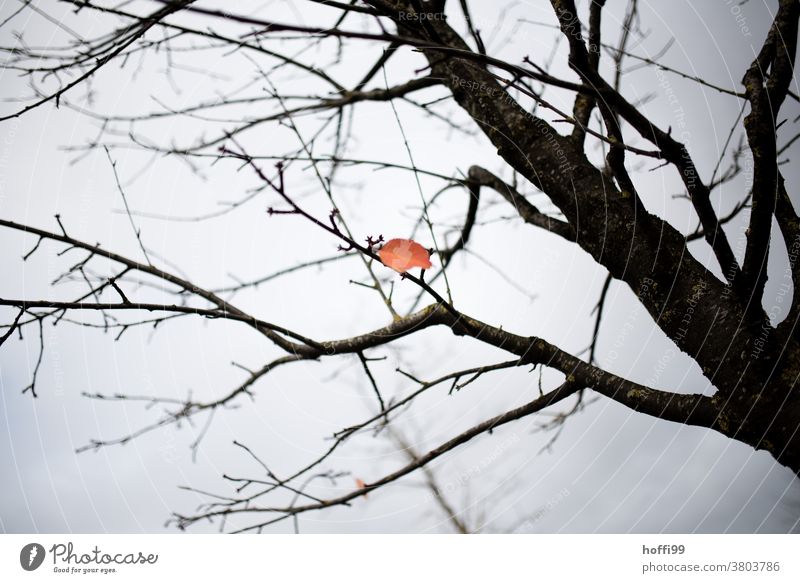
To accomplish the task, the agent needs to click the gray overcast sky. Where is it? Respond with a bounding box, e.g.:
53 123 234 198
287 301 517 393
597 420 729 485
1 0 799 533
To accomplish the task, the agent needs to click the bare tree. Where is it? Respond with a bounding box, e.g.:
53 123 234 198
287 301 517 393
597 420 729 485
0 0 798 532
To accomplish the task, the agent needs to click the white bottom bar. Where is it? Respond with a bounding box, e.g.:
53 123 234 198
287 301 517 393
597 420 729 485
1 534 796 582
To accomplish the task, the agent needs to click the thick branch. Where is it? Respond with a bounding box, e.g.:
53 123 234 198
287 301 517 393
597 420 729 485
570 0 605 144
467 166 574 239
738 0 799 308
551 0 741 285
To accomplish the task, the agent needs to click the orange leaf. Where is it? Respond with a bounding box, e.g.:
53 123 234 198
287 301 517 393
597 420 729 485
378 238 432 273
355 477 368 498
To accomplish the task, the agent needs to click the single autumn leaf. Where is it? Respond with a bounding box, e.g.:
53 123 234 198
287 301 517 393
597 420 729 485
354 477 368 498
378 238 432 273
